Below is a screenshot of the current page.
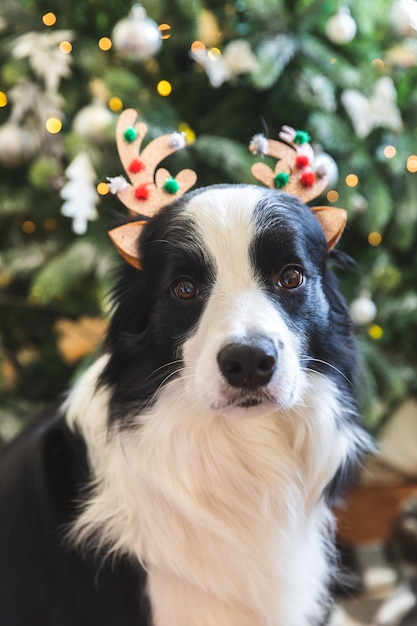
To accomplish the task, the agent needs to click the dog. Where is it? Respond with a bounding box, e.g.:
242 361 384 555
0 116 371 626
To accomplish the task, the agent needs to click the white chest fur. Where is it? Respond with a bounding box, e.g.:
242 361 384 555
67 357 361 626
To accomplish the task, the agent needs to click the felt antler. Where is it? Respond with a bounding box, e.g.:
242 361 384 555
249 126 347 250
108 109 197 269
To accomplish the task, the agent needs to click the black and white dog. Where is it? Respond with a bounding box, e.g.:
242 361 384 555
0 184 370 625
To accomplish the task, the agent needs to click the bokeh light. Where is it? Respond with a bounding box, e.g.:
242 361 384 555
327 190 339 203
98 37 112 51
346 174 359 187
368 231 382 247
42 12 56 26
45 117 62 134
157 80 172 96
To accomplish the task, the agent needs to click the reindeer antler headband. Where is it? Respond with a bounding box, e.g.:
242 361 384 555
108 109 347 269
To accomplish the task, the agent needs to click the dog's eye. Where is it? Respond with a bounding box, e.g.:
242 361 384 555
276 266 304 290
172 278 200 300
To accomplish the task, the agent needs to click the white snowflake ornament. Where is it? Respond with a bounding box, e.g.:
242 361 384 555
60 153 99 235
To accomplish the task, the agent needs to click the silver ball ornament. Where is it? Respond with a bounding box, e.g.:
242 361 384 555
350 296 377 325
325 7 357 45
0 123 36 168
73 102 113 142
112 5 162 61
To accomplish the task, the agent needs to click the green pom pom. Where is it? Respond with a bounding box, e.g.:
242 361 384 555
294 130 311 145
163 177 180 194
123 126 138 143
274 172 290 188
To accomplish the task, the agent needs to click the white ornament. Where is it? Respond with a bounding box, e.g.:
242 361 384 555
60 153 99 235
350 295 377 325
325 7 357 45
73 101 113 142
390 0 417 35
313 152 339 187
112 4 162 61
0 122 36 168
341 77 403 138
191 39 258 88
11 30 74 93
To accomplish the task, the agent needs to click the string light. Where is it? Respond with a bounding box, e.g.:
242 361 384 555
191 41 206 55
345 174 359 187
42 12 57 26
383 145 396 158
98 37 112 51
97 182 109 195
208 47 221 61
59 41 72 54
178 122 196 144
44 218 58 231
326 190 339 203
158 24 172 40
368 231 382 246
108 96 123 112
45 117 62 134
0 92 7 107
368 324 383 340
22 220 36 234
157 80 172 96
371 58 384 69
406 155 417 173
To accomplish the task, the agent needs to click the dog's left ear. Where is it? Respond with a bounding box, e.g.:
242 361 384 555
311 206 347 251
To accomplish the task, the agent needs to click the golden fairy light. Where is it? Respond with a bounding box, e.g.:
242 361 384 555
158 24 172 40
326 190 339 203
368 324 383 339
59 41 72 54
22 220 36 234
98 37 112 51
108 96 123 112
383 145 396 158
45 117 62 134
42 12 57 26
178 122 196 144
97 182 109 195
345 174 358 187
406 155 417 173
208 47 221 61
191 40 206 55
368 231 382 247
157 80 172 96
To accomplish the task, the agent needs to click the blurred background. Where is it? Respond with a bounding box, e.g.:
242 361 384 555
0 1 417 622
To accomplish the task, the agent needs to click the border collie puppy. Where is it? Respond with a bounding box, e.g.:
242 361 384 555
0 183 370 626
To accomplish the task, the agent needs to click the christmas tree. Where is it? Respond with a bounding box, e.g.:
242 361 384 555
1 0 417 442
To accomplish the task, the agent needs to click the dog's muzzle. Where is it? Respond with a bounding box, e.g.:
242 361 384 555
217 336 277 390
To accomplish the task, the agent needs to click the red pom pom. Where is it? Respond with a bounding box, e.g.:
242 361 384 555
134 184 149 201
129 159 145 174
295 155 310 169
300 171 316 188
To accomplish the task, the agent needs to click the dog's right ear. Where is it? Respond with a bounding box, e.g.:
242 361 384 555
108 221 147 270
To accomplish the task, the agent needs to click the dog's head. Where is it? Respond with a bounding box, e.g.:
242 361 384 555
102 183 357 420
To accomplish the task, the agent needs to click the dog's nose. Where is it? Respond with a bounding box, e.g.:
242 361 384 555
217 338 277 389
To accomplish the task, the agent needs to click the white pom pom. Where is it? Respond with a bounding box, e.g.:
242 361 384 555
107 175 129 194
249 133 269 155
169 132 186 150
